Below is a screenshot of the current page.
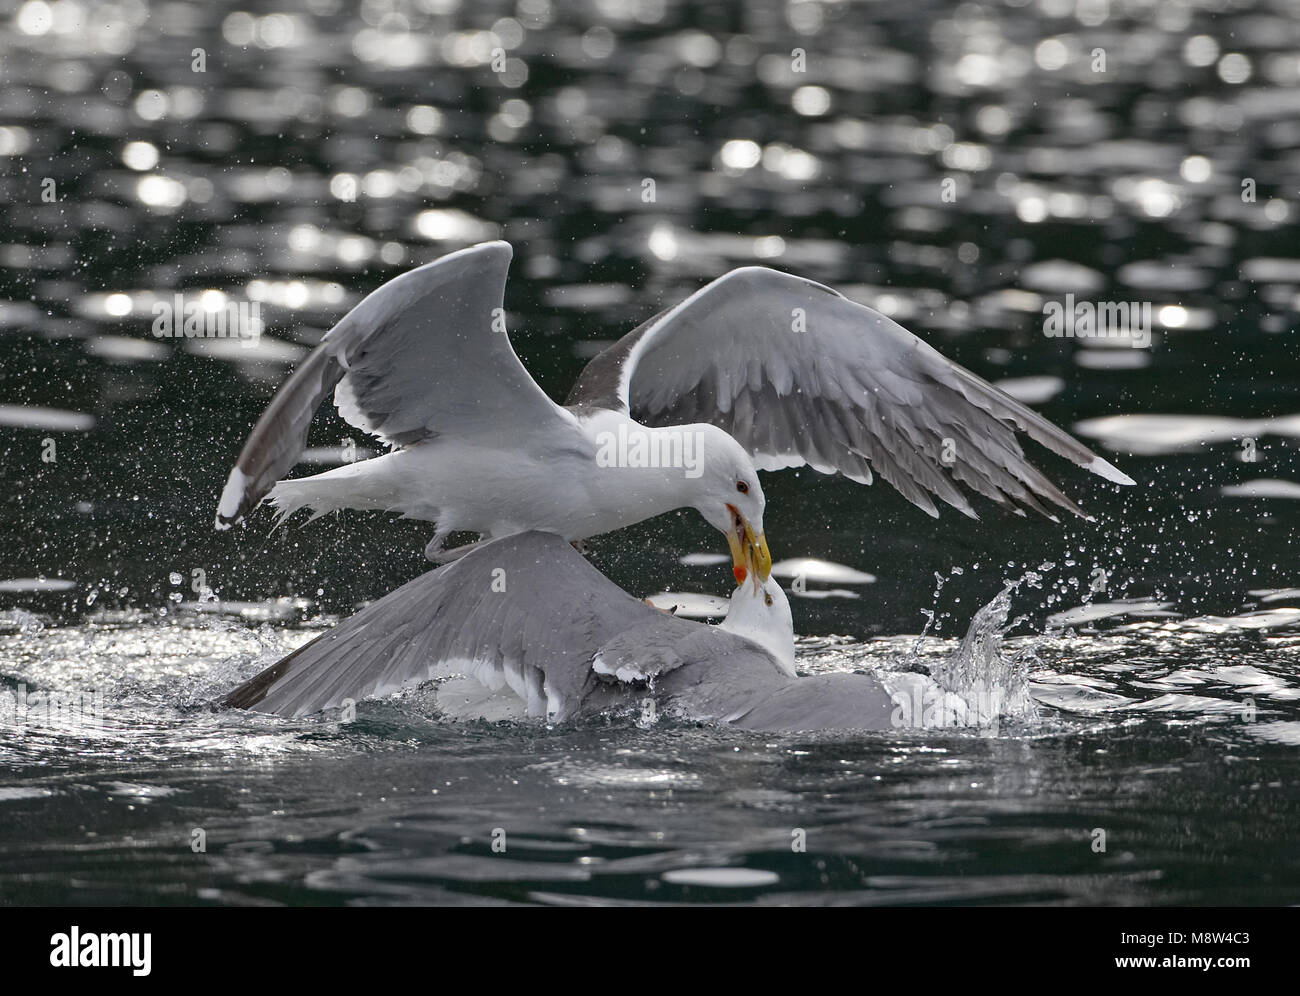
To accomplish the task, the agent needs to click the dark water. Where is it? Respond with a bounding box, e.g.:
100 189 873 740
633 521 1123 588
2 0 1300 905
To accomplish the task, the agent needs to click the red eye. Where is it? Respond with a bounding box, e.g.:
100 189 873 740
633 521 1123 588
736 481 749 494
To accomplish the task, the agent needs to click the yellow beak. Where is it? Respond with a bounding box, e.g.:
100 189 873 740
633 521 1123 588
726 507 772 588
752 530 772 583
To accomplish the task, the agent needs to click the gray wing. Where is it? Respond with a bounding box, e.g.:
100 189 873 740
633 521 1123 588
222 532 662 719
645 652 897 732
592 619 900 732
568 267 1133 519
215 241 579 528
726 673 897 732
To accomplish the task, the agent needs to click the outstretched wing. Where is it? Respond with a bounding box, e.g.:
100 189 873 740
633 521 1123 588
568 267 1133 519
215 241 578 528
222 529 903 732
222 532 666 719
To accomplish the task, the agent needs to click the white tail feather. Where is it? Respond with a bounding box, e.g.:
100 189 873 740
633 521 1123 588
267 462 405 526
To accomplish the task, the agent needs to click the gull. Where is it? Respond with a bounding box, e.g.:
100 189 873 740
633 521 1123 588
213 242 1132 580
222 531 928 732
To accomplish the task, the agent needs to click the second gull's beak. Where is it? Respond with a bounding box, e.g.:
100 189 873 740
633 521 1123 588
751 530 772 584
726 504 772 588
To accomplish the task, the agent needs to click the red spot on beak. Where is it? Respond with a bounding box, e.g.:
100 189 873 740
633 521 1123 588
733 565 748 585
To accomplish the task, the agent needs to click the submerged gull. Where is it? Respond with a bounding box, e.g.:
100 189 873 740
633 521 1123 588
223 532 926 732
214 242 1132 580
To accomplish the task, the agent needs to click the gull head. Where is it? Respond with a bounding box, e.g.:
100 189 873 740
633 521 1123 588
720 576 795 676
690 424 771 586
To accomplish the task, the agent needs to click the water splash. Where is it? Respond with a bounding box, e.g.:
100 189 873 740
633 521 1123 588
884 572 1045 732
928 585 1036 728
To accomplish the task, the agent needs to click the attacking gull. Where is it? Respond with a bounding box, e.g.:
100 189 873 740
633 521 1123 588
214 242 1132 581
222 531 927 732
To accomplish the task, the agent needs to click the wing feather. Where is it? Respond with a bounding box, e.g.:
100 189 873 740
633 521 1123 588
215 242 578 529
570 266 1134 519
222 532 655 719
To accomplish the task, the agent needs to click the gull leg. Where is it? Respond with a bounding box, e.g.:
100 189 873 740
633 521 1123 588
424 528 451 562
429 537 489 563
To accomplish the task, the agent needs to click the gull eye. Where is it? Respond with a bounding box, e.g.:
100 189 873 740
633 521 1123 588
764 592 774 606
736 481 749 494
